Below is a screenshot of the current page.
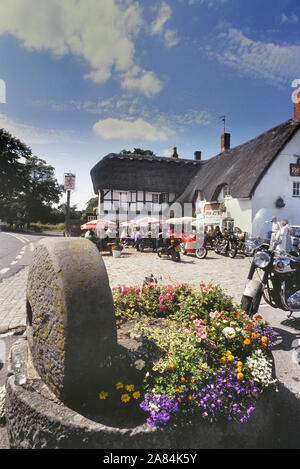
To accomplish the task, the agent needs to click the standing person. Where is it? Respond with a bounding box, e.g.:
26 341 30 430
275 219 292 253
270 216 280 250
134 226 143 251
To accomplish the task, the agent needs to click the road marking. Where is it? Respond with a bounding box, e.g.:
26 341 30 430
30 243 35 252
2 232 28 244
10 260 18 265
0 268 10 275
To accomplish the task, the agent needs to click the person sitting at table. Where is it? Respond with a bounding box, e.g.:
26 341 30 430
134 227 143 250
121 228 130 247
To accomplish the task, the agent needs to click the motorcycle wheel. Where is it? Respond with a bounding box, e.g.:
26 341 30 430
171 250 180 262
180 243 187 255
195 247 207 259
157 249 162 258
214 244 221 254
228 248 237 258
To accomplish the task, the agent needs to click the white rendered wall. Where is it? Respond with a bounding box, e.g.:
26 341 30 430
252 127 300 237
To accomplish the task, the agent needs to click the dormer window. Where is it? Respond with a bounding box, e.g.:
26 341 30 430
223 185 231 197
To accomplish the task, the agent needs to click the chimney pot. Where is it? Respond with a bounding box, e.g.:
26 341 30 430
194 151 201 161
293 88 300 121
221 133 231 152
171 147 179 158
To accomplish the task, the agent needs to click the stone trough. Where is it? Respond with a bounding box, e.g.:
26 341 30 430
5 238 277 449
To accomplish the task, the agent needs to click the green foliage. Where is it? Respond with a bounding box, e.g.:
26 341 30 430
112 279 277 426
120 148 156 156
0 128 63 223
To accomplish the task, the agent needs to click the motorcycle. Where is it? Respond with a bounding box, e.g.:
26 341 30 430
214 232 238 258
180 232 207 259
157 237 181 262
241 243 300 318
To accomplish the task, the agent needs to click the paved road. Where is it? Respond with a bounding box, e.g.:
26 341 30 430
0 232 45 281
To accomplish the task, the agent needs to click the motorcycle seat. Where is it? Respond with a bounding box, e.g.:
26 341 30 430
289 254 300 263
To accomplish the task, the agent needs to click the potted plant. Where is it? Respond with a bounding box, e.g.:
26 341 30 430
218 203 226 214
112 239 123 258
275 196 285 208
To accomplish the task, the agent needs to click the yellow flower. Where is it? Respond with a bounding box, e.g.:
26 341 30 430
125 384 134 392
219 356 227 364
237 372 244 380
99 391 108 400
121 393 131 403
244 338 251 345
132 391 141 400
115 382 124 390
236 368 242 373
225 350 232 356
237 361 243 368
227 354 234 362
261 336 268 344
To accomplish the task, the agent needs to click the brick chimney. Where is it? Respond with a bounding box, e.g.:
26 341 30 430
293 87 300 121
221 133 231 152
194 151 201 161
171 147 179 158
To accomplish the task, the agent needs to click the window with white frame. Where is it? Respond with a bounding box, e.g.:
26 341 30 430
293 181 300 196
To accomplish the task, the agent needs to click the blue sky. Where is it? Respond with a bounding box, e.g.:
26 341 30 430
0 0 300 209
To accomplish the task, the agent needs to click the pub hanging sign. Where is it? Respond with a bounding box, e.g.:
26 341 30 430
290 158 300 177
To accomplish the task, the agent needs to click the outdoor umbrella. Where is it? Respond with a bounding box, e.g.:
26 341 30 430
165 217 196 224
133 216 163 226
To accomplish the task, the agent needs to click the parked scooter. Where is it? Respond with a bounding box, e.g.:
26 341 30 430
180 232 207 259
157 236 181 262
241 243 300 318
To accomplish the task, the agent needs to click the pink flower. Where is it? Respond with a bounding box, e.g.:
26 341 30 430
159 295 165 303
198 332 207 340
209 311 220 319
193 319 201 327
136 288 141 294
159 304 166 311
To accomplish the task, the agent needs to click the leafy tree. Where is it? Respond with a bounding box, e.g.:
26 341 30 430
58 203 82 220
120 148 156 156
0 128 31 216
85 196 98 213
0 128 63 224
21 156 63 224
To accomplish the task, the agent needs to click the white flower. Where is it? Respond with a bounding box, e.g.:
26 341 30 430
134 359 145 371
246 350 276 387
222 327 236 339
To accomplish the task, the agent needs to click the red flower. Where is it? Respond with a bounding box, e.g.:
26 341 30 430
246 323 253 330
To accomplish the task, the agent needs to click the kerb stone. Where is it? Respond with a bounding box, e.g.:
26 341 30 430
26 238 117 405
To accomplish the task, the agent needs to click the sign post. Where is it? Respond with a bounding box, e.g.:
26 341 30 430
64 173 76 236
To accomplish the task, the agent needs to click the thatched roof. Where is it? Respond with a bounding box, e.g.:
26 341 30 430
176 118 300 204
90 153 203 194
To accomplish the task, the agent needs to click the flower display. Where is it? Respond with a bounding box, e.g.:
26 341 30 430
108 279 277 427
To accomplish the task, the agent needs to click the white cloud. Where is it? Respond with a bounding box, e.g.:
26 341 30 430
121 66 163 97
0 113 77 145
188 0 227 7
93 117 172 141
205 28 300 87
0 0 162 96
280 13 299 24
151 2 172 35
164 29 180 47
150 2 179 47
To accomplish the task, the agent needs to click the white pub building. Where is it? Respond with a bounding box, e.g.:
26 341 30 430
90 92 300 236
